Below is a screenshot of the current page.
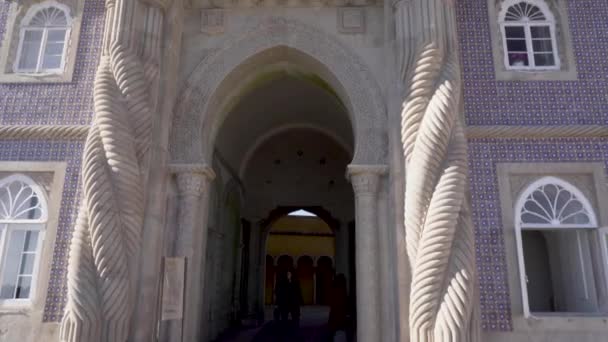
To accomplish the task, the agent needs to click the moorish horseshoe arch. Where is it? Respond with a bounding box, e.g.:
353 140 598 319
170 17 387 166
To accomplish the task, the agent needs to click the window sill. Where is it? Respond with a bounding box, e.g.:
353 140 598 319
529 312 607 318
494 67 578 81
0 70 73 84
512 313 608 332
0 300 33 313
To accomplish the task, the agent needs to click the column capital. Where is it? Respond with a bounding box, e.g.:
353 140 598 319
347 164 388 195
170 163 216 197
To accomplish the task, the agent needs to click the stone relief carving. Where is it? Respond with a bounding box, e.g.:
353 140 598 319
395 0 480 340
337 7 366 34
190 0 379 8
201 9 224 35
171 17 386 166
59 0 168 340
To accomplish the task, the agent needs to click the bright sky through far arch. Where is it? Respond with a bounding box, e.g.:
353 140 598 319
287 209 317 217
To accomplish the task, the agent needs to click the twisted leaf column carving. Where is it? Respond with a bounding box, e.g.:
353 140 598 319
395 0 480 340
60 0 168 341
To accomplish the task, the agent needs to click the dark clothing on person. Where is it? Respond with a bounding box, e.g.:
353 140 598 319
275 274 302 326
328 274 349 341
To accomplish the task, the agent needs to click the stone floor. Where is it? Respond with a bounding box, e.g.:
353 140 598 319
215 306 340 342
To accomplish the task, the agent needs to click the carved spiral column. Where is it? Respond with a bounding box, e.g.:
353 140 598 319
60 0 169 341
394 0 480 341
171 164 216 342
347 164 387 342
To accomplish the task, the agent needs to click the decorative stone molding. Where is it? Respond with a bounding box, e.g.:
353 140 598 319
338 7 366 34
201 9 224 35
347 164 387 194
395 0 481 340
0 125 89 140
171 17 386 166
466 125 608 139
170 164 216 198
170 163 216 177
189 0 379 8
175 172 209 198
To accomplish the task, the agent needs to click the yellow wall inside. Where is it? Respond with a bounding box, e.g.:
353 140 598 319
271 215 333 235
266 235 335 257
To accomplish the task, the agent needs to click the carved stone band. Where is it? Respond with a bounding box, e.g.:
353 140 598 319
170 163 216 197
347 164 388 195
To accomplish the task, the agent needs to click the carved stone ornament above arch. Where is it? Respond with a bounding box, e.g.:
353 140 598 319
170 17 387 166
189 0 380 8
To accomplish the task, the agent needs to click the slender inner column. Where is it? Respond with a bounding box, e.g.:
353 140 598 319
171 164 216 342
347 164 387 342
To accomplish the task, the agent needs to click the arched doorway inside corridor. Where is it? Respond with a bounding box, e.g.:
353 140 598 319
264 210 337 307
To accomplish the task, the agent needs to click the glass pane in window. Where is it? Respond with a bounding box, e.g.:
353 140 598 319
505 26 525 38
506 39 527 52
15 276 31 299
531 26 551 39
23 231 38 252
42 55 62 70
46 29 66 43
508 52 529 67
534 53 555 66
0 230 26 299
532 39 553 52
19 253 36 275
524 229 600 313
23 30 43 43
44 42 64 56
18 30 43 70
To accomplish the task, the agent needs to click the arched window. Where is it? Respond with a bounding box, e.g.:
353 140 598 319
0 175 47 302
15 2 71 73
499 0 559 70
515 177 602 317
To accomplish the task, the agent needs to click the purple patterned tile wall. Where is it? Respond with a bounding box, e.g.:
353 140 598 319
457 0 608 126
0 140 83 322
468 137 608 331
0 0 105 125
0 0 105 323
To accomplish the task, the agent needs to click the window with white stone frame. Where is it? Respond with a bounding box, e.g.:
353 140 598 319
0 0 84 83
515 176 604 317
14 3 72 74
489 0 576 80
499 0 559 70
0 175 47 305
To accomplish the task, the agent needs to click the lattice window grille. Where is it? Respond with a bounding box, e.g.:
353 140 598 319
0 179 44 222
519 179 596 228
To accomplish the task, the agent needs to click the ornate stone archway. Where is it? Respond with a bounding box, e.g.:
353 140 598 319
168 17 390 342
170 17 387 166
